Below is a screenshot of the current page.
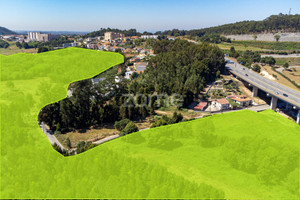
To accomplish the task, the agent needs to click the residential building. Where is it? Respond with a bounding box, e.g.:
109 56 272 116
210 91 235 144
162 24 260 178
130 57 140 63
27 32 59 42
141 35 158 39
134 62 148 74
229 95 252 107
104 32 125 41
125 71 134 79
62 43 76 48
212 98 231 110
194 101 208 111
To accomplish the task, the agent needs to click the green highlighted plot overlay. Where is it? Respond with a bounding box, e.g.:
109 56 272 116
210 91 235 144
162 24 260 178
1 48 299 199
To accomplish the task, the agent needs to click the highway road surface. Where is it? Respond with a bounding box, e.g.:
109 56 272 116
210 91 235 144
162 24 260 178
225 58 300 108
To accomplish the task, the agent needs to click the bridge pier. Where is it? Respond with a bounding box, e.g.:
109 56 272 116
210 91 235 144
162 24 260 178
252 86 258 97
297 110 300 125
270 96 278 110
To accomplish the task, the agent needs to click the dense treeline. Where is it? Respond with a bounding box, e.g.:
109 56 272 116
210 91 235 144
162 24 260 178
16 36 72 50
157 14 300 36
38 66 151 133
142 39 225 106
84 28 140 38
38 39 224 147
0 39 9 48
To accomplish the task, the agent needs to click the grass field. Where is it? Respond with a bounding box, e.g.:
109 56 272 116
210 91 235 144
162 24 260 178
218 40 300 52
275 57 300 65
0 41 37 55
1 48 299 199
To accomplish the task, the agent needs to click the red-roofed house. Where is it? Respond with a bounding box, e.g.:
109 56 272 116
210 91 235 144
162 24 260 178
228 95 252 107
194 101 208 111
212 98 231 110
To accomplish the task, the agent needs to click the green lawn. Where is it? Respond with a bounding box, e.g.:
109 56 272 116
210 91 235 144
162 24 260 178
1 48 299 199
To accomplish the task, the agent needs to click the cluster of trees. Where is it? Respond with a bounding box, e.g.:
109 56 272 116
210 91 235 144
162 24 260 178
229 47 277 67
115 118 139 136
151 14 300 38
141 39 225 106
39 39 225 154
84 28 140 38
192 126 298 195
151 112 183 128
0 39 9 48
260 56 276 66
38 66 152 134
189 14 300 36
16 36 72 50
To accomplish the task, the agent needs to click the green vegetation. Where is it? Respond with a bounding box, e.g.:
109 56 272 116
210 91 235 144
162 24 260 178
38 39 225 151
119 121 139 136
0 40 9 48
1 48 299 199
275 57 300 66
189 14 300 35
114 118 131 131
261 56 276 66
151 112 184 128
252 64 261 73
158 14 300 36
84 27 139 38
0 26 16 35
230 40 300 51
220 40 300 52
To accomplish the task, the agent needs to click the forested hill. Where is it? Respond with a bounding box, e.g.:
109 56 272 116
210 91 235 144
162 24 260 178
84 28 140 38
0 26 16 35
158 14 300 36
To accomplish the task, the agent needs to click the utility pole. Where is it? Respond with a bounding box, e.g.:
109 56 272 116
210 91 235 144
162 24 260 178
289 8 292 15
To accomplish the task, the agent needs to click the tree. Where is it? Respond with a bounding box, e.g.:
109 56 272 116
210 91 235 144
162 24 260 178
23 42 29 49
119 121 139 136
283 62 289 69
173 112 183 123
253 34 258 41
0 40 9 48
66 137 71 149
16 41 22 49
38 46 49 53
114 118 131 131
252 64 261 73
274 34 281 42
98 107 104 126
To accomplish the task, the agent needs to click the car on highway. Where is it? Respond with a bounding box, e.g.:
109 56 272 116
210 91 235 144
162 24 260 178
245 74 248 76
243 68 245 70
275 92 279 95
283 93 288 97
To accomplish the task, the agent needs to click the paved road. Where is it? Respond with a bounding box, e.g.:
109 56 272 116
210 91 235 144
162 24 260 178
92 128 150 145
225 58 300 108
261 54 300 58
39 122 66 150
93 134 120 145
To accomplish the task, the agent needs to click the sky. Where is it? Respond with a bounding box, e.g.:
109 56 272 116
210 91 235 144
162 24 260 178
1 0 300 32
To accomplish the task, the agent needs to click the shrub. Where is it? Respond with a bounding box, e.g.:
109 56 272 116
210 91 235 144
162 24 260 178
119 121 139 136
151 119 168 128
252 64 261 73
114 118 131 131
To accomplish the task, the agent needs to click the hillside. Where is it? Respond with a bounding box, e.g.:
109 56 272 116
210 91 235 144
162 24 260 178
1 48 299 199
0 26 16 35
158 14 300 37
